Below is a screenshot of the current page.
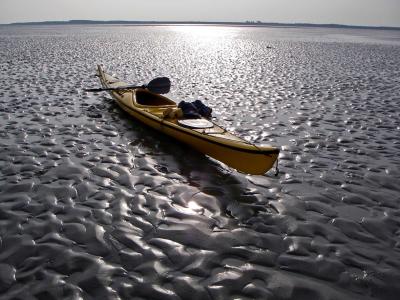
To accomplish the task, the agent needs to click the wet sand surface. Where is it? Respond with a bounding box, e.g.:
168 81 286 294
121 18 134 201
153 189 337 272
0 25 399 299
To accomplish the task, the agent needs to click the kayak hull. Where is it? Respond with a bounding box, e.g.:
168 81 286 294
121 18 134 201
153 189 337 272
96 65 279 175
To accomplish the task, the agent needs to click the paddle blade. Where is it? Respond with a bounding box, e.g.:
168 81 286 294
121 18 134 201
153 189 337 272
146 77 171 94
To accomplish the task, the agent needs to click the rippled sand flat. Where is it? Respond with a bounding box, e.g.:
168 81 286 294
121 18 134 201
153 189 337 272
0 25 399 299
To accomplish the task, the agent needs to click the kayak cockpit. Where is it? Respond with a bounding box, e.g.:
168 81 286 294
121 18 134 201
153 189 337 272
134 89 176 107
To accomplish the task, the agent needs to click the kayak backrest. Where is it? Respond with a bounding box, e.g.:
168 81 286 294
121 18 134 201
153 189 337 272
135 89 176 106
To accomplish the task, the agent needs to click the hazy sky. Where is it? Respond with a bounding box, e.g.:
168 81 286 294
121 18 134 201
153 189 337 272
1 0 399 27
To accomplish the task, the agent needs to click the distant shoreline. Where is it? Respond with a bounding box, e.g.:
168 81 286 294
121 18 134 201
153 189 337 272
2 20 400 31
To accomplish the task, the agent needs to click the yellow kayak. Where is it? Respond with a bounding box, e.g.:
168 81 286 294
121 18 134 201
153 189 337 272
95 65 279 175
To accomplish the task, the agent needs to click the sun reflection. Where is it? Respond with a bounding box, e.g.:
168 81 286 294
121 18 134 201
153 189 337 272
166 25 240 69
187 200 203 211
169 25 239 41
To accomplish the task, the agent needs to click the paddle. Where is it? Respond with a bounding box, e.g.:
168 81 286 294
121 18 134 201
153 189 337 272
84 77 171 94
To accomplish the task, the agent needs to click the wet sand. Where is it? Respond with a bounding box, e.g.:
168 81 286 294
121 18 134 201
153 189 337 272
0 25 400 299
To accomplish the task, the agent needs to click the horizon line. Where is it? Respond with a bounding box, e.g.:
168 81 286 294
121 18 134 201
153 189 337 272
2 19 400 30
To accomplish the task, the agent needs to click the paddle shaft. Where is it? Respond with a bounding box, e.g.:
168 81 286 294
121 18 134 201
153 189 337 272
84 76 171 94
84 85 143 92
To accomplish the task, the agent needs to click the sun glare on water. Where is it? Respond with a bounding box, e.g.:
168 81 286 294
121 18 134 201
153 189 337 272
166 25 241 67
187 200 203 211
169 25 239 43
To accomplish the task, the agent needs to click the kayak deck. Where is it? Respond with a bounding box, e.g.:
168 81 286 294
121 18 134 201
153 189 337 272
96 65 279 175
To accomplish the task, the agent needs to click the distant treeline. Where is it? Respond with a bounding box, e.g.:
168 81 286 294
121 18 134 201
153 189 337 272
6 20 400 31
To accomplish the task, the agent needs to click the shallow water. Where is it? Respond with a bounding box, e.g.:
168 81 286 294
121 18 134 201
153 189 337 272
0 25 399 299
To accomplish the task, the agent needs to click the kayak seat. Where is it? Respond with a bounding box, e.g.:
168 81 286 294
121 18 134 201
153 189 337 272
135 89 176 106
162 107 183 119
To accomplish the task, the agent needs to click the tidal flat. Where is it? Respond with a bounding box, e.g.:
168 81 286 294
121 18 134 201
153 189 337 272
0 25 399 299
